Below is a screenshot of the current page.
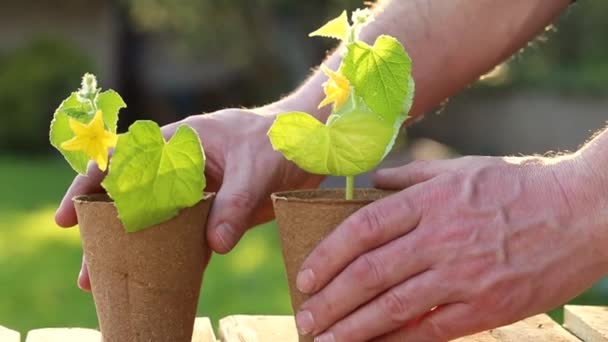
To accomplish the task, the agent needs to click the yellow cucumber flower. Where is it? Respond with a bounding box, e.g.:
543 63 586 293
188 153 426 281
318 64 351 110
61 110 117 171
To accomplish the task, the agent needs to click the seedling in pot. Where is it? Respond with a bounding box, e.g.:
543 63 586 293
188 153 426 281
268 9 415 200
50 73 207 232
49 74 212 342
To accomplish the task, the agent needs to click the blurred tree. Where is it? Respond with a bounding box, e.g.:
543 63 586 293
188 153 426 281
485 1 608 93
0 38 93 153
118 0 364 106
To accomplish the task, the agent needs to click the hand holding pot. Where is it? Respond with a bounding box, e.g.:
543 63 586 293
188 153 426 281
295 155 608 341
56 106 324 290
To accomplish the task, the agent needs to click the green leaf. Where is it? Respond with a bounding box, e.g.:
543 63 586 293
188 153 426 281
63 107 92 120
97 89 126 133
50 85 126 175
102 121 206 232
309 10 350 40
341 35 412 122
268 110 393 176
49 93 92 174
383 74 416 158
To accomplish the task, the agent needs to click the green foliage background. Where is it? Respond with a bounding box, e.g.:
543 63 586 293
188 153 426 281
0 39 92 152
493 1 608 93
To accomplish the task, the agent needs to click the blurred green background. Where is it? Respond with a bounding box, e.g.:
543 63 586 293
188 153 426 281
1 0 608 335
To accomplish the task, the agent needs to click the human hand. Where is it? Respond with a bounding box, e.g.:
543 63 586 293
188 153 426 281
56 105 324 291
295 155 608 341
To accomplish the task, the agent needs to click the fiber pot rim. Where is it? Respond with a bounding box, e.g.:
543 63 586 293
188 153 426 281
271 188 393 204
73 192 216 205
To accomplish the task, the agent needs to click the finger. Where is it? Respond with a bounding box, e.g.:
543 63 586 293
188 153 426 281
206 161 265 254
315 271 454 342
373 160 446 190
298 190 421 294
78 256 92 292
298 231 431 335
55 162 105 228
376 303 475 342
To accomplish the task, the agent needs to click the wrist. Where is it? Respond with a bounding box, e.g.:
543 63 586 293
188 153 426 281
256 89 332 126
261 52 343 123
554 148 608 274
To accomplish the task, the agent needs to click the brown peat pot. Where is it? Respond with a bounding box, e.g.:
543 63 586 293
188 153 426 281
272 189 392 342
74 193 215 342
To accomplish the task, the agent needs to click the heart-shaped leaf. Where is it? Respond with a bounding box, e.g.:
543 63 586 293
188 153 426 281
102 121 206 232
341 35 412 123
268 110 393 176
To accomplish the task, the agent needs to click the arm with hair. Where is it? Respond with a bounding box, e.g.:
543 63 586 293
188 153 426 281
280 0 572 121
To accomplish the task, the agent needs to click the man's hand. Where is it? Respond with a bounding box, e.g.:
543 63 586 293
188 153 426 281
295 155 608 341
55 106 324 291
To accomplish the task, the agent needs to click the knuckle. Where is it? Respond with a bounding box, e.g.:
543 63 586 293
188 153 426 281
350 254 385 291
330 326 355 342
396 195 418 219
304 292 335 327
409 159 430 170
424 315 450 341
224 191 257 212
380 290 410 323
350 208 384 247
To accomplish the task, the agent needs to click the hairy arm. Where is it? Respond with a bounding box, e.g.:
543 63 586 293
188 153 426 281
570 128 608 261
280 0 572 120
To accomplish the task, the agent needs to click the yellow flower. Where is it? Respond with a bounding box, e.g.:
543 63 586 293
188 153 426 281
318 65 351 110
61 110 117 171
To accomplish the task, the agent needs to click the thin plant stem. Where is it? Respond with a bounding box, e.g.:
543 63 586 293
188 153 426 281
346 175 354 200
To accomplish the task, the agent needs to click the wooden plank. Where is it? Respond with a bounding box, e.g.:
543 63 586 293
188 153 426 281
564 305 608 342
454 331 498 341
26 328 101 342
0 326 20 342
219 315 298 342
192 317 217 342
489 314 579 341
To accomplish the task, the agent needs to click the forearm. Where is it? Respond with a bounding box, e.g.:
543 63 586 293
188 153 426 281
279 0 570 121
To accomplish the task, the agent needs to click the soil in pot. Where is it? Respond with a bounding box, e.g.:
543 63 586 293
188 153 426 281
272 188 392 342
74 193 214 342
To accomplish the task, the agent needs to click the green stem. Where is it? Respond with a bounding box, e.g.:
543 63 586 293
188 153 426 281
346 175 354 200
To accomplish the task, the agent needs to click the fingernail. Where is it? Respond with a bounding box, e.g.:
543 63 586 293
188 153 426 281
297 268 316 294
314 332 335 342
216 223 236 252
296 310 315 335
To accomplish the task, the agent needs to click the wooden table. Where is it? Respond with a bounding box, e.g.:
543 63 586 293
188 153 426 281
2 305 606 341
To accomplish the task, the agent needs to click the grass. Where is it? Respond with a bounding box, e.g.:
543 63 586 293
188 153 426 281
0 156 606 334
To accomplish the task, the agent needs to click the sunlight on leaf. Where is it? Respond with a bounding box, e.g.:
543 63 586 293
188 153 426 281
341 35 412 123
268 110 393 176
102 121 206 232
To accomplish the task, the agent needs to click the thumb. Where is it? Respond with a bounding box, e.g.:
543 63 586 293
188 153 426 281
55 162 105 228
206 169 264 254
